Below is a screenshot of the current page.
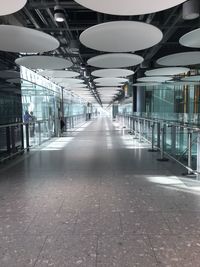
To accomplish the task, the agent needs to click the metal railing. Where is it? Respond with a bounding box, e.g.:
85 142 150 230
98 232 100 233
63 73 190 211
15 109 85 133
0 114 87 162
0 119 53 162
117 114 200 180
63 114 86 133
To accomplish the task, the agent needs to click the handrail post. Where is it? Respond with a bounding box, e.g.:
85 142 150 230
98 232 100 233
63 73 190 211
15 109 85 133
133 119 138 139
25 124 30 151
20 124 24 150
6 126 11 154
148 120 151 141
145 119 148 139
186 129 193 175
11 126 16 153
157 124 169 161
138 119 143 143
139 120 141 142
197 132 200 180
148 122 158 152
132 117 134 134
66 117 68 133
144 119 147 139
157 122 160 148
171 125 176 156
70 117 72 129
38 122 41 145
128 116 132 134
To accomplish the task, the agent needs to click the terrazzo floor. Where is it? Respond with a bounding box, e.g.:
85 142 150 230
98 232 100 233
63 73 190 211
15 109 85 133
0 117 200 267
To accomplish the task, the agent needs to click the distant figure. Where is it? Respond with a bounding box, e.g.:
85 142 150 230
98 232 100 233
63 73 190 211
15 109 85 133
30 111 36 137
60 118 65 133
23 110 31 123
30 111 36 122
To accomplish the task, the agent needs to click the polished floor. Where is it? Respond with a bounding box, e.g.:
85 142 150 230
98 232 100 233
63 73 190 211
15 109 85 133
0 118 200 266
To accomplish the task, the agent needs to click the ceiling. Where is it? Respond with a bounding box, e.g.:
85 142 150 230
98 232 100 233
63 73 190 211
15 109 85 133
0 0 200 104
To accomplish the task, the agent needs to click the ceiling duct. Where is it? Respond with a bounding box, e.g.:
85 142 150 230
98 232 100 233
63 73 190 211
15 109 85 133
69 40 80 53
183 0 200 20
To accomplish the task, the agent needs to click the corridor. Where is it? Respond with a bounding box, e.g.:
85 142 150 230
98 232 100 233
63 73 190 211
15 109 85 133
0 118 200 267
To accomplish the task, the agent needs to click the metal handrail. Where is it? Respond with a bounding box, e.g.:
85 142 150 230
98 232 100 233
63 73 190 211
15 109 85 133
120 113 200 132
117 114 200 178
178 136 198 161
0 119 50 129
0 115 87 163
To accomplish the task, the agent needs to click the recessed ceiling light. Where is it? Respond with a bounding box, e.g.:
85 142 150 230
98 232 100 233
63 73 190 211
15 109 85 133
54 5 65 22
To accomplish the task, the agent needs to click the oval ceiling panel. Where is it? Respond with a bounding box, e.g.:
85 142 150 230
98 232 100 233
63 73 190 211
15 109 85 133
75 0 186 16
98 92 121 95
97 87 122 90
53 78 84 84
96 83 124 87
167 81 200 86
157 52 200 66
59 81 85 87
180 28 200 48
145 67 190 76
100 92 118 95
92 69 134 78
98 93 121 96
0 25 59 53
80 21 163 52
0 0 27 15
39 70 79 78
181 75 200 82
137 76 172 82
15 56 73 70
133 82 161 87
88 53 143 68
94 77 128 83
70 84 88 88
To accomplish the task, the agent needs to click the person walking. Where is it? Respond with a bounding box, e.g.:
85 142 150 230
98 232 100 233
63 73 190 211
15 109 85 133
29 111 36 137
23 110 31 123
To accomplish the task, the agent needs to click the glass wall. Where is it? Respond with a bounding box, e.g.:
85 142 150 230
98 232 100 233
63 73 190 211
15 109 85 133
0 67 88 159
119 82 200 125
118 82 200 171
0 78 22 125
20 67 87 146
21 79 60 145
0 75 22 158
63 90 86 117
119 99 132 115
144 83 200 124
